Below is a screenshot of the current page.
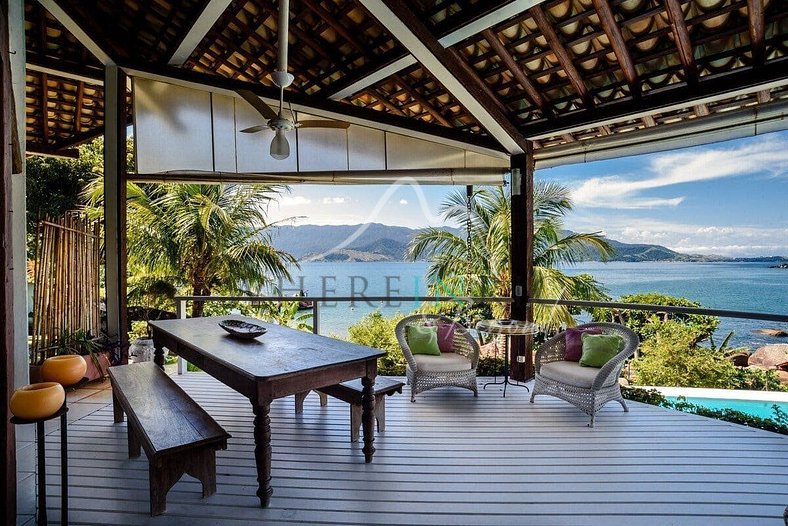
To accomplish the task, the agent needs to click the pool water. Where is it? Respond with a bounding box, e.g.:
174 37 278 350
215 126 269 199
665 396 788 420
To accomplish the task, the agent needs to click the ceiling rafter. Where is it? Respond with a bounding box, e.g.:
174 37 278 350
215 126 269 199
39 72 49 144
664 0 698 83
358 0 527 154
169 0 233 65
38 0 114 65
390 74 452 126
480 28 548 114
591 0 639 97
329 0 547 100
74 81 84 133
748 0 765 65
520 59 788 138
527 5 592 108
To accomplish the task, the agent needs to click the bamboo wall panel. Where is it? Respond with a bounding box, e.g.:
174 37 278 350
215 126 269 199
31 214 101 364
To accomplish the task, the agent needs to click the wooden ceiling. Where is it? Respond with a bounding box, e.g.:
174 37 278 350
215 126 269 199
23 0 788 157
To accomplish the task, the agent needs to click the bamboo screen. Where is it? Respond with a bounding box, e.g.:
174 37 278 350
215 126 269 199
31 214 101 364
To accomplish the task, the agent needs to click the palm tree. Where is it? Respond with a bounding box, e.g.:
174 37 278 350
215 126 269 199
407 183 612 329
84 180 296 317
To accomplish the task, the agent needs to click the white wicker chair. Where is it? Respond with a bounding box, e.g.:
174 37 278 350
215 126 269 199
395 314 480 402
530 322 639 427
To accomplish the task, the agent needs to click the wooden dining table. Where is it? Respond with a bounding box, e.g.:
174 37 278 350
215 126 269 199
148 315 385 507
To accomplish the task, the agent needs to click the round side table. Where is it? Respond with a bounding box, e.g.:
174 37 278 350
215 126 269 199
476 319 539 397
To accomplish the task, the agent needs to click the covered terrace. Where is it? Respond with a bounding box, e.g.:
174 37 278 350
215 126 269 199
2 0 788 524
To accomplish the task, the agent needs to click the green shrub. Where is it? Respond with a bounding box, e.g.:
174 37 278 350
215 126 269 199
477 356 505 376
631 321 740 388
591 293 719 342
346 311 407 376
622 387 788 435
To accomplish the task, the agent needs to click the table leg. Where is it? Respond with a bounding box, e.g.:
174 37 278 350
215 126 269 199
503 336 509 398
60 411 68 526
37 421 47 526
252 403 273 507
361 375 376 463
153 340 165 370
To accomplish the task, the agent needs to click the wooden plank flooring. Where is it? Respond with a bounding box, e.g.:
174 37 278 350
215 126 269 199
42 373 788 525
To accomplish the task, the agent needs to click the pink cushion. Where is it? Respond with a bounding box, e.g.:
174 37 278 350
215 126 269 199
564 327 603 361
437 324 456 353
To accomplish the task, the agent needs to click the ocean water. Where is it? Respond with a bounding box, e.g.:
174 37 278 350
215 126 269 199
282 261 788 349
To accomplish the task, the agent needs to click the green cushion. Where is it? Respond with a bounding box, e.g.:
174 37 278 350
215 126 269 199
579 333 624 368
406 325 441 356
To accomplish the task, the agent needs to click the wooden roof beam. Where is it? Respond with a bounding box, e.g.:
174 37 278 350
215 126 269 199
74 81 84 133
328 0 547 100
591 0 639 96
168 0 232 65
481 28 548 113
359 0 527 154
664 0 698 83
38 0 114 65
391 74 452 127
26 56 104 85
748 0 765 66
520 59 788 138
528 5 592 108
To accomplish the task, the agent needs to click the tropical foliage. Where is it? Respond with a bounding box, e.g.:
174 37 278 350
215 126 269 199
407 183 613 329
590 292 719 341
83 175 296 317
345 311 406 375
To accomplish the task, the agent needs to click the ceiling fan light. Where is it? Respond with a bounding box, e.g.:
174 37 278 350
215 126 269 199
270 129 290 160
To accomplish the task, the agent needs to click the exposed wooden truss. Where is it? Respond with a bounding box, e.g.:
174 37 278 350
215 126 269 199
20 0 788 156
168 0 233 65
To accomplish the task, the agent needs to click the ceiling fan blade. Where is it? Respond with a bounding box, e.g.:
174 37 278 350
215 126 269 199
297 120 351 129
240 125 268 134
235 89 278 121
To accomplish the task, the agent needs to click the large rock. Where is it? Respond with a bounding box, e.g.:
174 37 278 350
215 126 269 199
749 344 788 369
753 328 788 337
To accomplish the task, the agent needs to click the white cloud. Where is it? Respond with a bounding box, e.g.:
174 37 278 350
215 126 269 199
399 199 408 205
322 197 347 204
571 137 788 209
279 195 312 207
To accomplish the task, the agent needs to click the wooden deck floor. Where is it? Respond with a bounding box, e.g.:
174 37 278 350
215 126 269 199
42 373 788 525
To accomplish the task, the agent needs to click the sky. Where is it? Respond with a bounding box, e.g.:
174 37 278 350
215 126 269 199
266 130 788 258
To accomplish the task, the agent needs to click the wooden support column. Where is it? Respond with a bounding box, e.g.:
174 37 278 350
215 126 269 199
104 65 128 363
509 143 534 381
1 0 17 520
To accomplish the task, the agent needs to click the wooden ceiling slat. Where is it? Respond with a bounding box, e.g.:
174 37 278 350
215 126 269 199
748 0 765 65
527 5 591 108
591 0 639 97
480 28 547 113
664 0 698 83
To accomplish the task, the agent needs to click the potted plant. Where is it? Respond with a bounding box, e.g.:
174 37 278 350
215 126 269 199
54 329 111 382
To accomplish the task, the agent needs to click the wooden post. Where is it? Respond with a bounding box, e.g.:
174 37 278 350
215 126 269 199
104 65 129 363
0 0 17 520
509 143 534 381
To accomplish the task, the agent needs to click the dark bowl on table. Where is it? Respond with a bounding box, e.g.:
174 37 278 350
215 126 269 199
219 320 267 339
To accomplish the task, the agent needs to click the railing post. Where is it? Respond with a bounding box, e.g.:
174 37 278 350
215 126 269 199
176 299 188 375
312 302 320 335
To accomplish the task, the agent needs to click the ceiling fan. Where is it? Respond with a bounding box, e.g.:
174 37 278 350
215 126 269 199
236 0 349 160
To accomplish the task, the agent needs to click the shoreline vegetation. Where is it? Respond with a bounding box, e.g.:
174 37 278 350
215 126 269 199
271 223 788 264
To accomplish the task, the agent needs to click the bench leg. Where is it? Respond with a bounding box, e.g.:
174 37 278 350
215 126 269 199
349 404 362 442
149 457 180 516
374 394 386 433
185 448 218 498
318 392 328 406
128 420 141 458
294 391 309 414
112 391 124 423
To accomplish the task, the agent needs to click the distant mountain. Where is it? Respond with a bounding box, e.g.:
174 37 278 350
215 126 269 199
270 223 787 263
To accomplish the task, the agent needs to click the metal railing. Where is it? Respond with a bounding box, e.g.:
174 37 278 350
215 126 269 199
169 294 786 374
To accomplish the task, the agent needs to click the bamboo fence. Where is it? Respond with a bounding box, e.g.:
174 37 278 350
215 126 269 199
31 214 101 364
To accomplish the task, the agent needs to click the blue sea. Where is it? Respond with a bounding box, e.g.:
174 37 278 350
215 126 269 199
282 261 787 349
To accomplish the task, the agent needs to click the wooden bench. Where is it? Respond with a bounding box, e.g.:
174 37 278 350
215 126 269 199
295 377 405 442
108 362 230 516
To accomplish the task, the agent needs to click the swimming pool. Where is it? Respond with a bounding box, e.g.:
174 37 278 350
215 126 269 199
664 396 788 420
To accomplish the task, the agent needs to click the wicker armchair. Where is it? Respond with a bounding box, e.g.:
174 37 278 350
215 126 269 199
395 314 480 402
530 322 639 427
